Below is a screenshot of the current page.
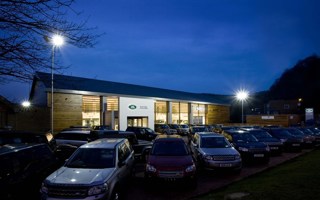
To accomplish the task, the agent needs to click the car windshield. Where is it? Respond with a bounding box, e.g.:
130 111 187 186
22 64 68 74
192 127 207 132
151 141 188 156
200 137 231 148
66 148 115 168
180 124 189 128
250 130 273 138
145 128 155 134
272 129 293 137
287 129 304 136
233 133 258 142
55 133 91 141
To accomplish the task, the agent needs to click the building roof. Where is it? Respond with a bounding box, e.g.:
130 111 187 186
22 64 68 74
33 71 231 105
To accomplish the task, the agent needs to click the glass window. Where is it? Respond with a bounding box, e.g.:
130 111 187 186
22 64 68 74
155 101 167 124
82 96 100 127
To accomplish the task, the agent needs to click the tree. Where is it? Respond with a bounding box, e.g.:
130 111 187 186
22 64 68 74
0 0 100 83
269 54 320 114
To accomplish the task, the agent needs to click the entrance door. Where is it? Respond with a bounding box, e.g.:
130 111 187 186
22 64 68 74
127 117 148 127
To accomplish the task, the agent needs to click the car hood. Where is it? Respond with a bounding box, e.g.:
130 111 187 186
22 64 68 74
45 167 114 185
234 142 267 148
201 147 239 155
148 155 193 167
257 137 281 143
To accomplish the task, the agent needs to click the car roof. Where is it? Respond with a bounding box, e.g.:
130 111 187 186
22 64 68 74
155 134 182 140
0 143 46 155
196 132 222 137
80 138 126 149
224 129 248 135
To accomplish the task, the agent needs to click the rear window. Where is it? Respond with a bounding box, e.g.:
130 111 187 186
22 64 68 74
55 133 91 141
151 140 188 156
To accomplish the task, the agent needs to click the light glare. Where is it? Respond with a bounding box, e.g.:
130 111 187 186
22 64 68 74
236 90 249 101
52 35 64 46
22 101 31 107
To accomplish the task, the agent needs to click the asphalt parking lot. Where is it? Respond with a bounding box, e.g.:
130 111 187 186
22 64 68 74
124 149 313 200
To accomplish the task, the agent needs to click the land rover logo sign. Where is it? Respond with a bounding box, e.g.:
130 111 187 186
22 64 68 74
128 105 137 110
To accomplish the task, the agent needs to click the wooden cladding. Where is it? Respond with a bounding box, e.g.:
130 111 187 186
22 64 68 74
206 105 230 124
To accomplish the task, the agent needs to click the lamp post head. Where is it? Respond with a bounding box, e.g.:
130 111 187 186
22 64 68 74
236 90 249 101
22 100 31 108
52 35 64 47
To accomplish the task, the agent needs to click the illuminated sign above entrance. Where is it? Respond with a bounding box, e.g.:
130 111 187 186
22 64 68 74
128 104 137 110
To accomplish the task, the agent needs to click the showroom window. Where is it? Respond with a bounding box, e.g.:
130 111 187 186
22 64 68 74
172 102 189 124
82 95 100 127
155 101 167 124
192 103 205 125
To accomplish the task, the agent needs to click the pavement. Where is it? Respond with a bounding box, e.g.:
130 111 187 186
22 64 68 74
125 148 315 200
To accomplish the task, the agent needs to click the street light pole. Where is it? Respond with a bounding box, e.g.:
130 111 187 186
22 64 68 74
236 90 249 124
50 35 64 134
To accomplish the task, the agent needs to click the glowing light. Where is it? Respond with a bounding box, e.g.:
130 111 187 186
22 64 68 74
21 101 31 107
52 35 64 47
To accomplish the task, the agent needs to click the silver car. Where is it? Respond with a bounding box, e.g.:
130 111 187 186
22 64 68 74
40 138 135 200
190 132 242 172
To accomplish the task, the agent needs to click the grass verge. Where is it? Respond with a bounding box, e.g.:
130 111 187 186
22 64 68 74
192 149 320 200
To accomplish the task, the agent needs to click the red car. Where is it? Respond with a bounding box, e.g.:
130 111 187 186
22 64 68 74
145 135 197 188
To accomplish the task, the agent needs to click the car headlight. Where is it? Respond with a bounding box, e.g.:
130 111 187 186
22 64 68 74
185 164 196 172
40 182 48 194
146 164 157 172
88 183 108 196
280 138 288 143
238 147 249 152
204 155 213 160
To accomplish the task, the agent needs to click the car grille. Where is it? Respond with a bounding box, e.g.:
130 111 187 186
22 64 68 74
47 185 88 198
249 148 266 153
158 171 184 178
212 155 235 161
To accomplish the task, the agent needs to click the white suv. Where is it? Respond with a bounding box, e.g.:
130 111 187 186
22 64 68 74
40 138 135 200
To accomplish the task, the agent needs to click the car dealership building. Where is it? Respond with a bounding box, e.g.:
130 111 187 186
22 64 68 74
29 72 231 132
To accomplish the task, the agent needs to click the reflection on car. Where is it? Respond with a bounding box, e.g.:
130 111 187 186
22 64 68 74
40 138 135 200
145 135 197 188
190 132 242 172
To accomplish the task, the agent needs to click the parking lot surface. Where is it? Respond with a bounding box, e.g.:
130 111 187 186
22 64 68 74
124 149 313 200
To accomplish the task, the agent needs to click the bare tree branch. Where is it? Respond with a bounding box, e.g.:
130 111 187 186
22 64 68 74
0 0 101 84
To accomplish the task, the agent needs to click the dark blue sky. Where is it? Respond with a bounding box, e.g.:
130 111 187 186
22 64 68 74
1 0 320 103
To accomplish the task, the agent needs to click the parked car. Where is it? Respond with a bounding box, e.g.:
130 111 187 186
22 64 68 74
92 130 153 161
285 127 315 148
245 128 283 155
0 130 57 151
145 135 197 188
0 143 59 199
154 124 177 135
53 128 97 162
222 129 270 164
264 128 303 152
190 132 242 172
179 124 190 134
168 124 189 136
188 125 209 143
126 126 161 141
40 138 135 200
304 127 320 145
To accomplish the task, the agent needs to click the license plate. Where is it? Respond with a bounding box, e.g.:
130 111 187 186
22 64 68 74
254 154 264 157
292 144 300 146
220 163 232 167
270 147 278 149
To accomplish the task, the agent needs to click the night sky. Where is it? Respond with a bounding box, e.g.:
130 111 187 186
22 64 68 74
1 0 320 103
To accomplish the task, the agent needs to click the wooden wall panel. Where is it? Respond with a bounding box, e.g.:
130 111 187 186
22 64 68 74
49 93 83 132
206 105 230 124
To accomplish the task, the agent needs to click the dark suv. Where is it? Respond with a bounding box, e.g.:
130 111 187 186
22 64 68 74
126 126 161 141
0 143 59 199
145 135 197 188
222 129 270 164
